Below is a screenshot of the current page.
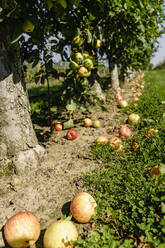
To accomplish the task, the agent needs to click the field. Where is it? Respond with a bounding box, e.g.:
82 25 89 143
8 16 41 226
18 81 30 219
0 70 165 247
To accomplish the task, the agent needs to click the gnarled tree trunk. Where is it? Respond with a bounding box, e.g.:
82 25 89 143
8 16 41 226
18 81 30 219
108 56 120 90
0 22 45 174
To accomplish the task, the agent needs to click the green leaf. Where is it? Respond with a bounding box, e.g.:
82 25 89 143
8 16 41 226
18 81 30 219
10 20 23 44
66 100 77 111
63 119 74 129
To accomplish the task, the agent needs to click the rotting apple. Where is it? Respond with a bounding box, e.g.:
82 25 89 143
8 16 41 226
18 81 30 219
70 192 97 223
132 142 139 151
119 125 131 138
83 118 92 127
4 211 40 248
150 165 160 179
128 113 140 124
146 128 159 138
43 220 78 248
55 123 63 131
93 120 101 128
96 136 109 144
66 129 78 140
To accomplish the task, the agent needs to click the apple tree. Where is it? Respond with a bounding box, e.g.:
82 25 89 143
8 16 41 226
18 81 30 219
0 0 75 174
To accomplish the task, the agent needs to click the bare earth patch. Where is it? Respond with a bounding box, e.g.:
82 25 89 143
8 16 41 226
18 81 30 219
0 83 136 247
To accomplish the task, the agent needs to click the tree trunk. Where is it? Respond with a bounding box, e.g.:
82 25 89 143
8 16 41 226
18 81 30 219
0 23 45 174
90 68 105 102
108 56 120 90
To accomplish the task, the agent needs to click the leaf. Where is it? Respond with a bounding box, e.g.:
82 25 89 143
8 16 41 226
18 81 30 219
66 100 77 111
159 163 165 174
161 202 165 213
56 0 67 9
63 119 74 129
69 0 80 7
10 20 23 44
86 29 92 43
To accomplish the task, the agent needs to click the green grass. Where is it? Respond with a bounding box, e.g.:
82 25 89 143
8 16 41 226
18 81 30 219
74 70 165 248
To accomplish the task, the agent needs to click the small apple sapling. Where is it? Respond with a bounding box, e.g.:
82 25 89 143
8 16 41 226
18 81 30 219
66 129 78 140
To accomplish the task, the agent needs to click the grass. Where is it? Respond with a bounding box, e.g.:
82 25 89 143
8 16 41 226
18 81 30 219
74 70 165 247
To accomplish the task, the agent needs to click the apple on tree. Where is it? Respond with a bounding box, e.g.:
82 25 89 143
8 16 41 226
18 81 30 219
78 66 91 78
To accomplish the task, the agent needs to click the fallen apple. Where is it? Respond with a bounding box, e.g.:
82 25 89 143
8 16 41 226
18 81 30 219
96 136 109 144
4 211 40 248
150 165 160 179
118 100 128 108
66 129 78 140
128 113 140 124
93 120 101 128
70 192 97 223
133 96 139 101
115 90 122 100
146 128 159 138
83 118 92 127
55 123 63 131
119 125 131 138
132 142 139 151
43 220 78 248
109 136 123 152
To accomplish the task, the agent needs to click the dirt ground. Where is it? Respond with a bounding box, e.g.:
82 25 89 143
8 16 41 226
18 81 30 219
0 82 135 247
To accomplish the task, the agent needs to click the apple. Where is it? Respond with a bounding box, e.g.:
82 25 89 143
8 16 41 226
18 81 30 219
133 96 139 101
78 66 91 78
118 100 128 108
4 211 40 248
93 120 101 128
22 19 35 33
146 128 159 138
140 85 144 90
43 220 78 248
119 125 131 138
133 103 137 108
55 123 63 131
84 58 94 70
128 113 140 124
74 52 84 63
96 39 102 48
83 118 92 127
66 129 78 140
96 136 109 144
70 192 97 223
115 90 122 100
136 91 142 97
132 142 139 151
109 136 123 152
82 51 90 59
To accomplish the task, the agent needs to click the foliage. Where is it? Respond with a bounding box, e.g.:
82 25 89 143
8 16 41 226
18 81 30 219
80 72 165 247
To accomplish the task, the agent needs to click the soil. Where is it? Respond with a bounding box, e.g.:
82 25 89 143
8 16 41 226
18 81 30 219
0 82 137 248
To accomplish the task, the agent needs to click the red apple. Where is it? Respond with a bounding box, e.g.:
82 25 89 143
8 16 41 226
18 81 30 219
4 211 40 248
133 96 139 101
55 123 63 131
140 85 144 90
70 192 97 223
93 120 101 128
66 129 78 140
128 113 140 124
43 220 78 248
115 90 122 101
119 125 131 138
83 118 92 127
96 136 109 144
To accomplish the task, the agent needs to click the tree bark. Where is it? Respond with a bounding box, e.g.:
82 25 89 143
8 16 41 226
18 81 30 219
0 22 45 174
108 56 120 90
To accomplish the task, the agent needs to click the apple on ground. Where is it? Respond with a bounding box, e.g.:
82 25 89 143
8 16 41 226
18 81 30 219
4 211 40 248
119 125 131 138
109 136 123 152
43 220 78 248
55 123 63 131
66 129 78 140
96 136 109 144
70 192 97 223
133 96 139 101
83 118 92 127
93 120 101 128
128 113 140 124
118 99 128 108
146 128 159 138
150 165 160 179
